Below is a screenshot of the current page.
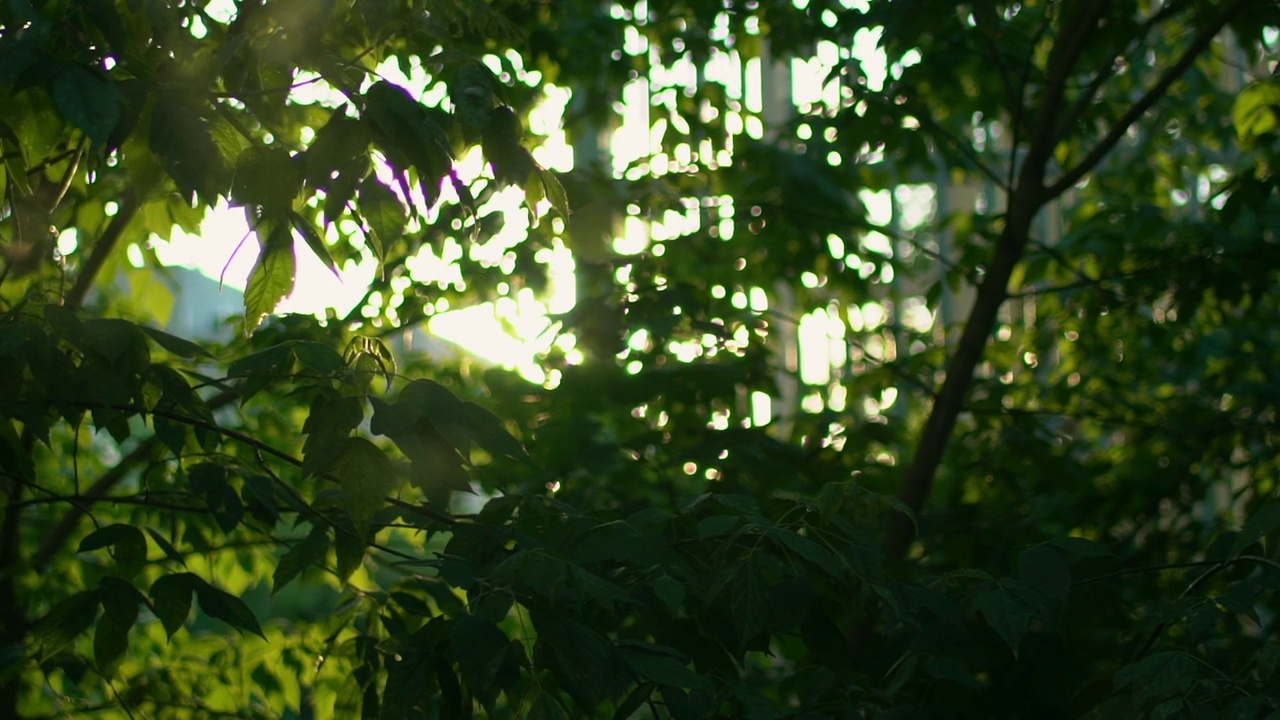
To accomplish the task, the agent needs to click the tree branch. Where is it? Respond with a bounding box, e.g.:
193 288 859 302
1052 0 1192 148
880 0 1111 568
30 389 240 571
30 439 160 571
1045 0 1257 198
1020 0 1110 186
65 188 140 312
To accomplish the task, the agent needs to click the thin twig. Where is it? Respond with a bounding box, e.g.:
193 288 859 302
47 139 84 214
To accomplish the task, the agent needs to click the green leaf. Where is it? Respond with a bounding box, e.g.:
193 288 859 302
323 160 364 227
332 437 399 533
113 526 148 578
380 645 433 720
1017 545 1070 609
462 402 530 463
78 523 148 578
78 523 140 553
410 432 471 503
0 419 35 483
144 527 187 567
343 336 397 393
1230 503 1280 557
94 577 141 678
243 223 297 333
189 463 244 533
770 526 843 578
293 341 346 375
535 615 614 711
1046 536 1111 557
732 563 770 647
290 209 340 278
138 325 213 358
273 523 330 594
232 146 300 211
357 175 404 259
617 641 711 691
697 515 739 539
715 494 761 516
80 318 147 365
193 577 266 639
536 166 570 219
733 684 780 720
53 65 121 148
363 81 453 202
372 381 475 501
241 474 286 525
569 565 632 607
651 574 685 613
1114 651 1199 708
526 693 570 720
449 60 500 131
1232 80 1280 143
227 343 295 381
303 112 371 189
973 587 1033 658
149 573 197 639
482 106 533 187
613 683 656 720
147 363 213 454
333 513 367 585
0 121 32 197
302 394 365 477
34 590 100 659
149 92 226 201
448 614 510 696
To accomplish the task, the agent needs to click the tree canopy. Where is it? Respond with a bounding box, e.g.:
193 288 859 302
2 0 1280 717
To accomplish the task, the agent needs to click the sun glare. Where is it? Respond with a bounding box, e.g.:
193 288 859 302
157 3 907 395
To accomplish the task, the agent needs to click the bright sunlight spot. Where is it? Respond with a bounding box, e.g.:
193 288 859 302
158 3 909 395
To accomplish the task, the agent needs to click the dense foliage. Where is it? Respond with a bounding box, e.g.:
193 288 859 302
2 0 1280 717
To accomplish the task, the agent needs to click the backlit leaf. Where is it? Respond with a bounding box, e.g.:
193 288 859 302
357 175 404 260
243 224 297 333
290 210 340 278
1232 81 1280 143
